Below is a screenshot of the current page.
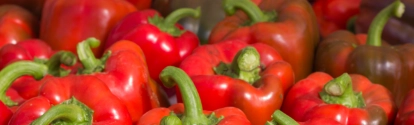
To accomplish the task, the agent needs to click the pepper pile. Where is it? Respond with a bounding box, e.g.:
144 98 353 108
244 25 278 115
1 0 414 124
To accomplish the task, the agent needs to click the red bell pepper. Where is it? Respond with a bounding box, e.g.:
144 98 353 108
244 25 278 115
312 0 361 37
208 0 319 81
314 0 412 106
138 66 251 125
266 110 342 125
281 72 396 124
8 74 132 125
0 4 39 48
105 8 200 85
178 40 294 125
395 89 414 124
0 51 78 105
126 0 152 10
75 38 170 123
0 101 12 125
40 0 136 57
0 39 52 69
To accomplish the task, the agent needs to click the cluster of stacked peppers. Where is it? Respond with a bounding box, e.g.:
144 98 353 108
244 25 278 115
0 0 414 124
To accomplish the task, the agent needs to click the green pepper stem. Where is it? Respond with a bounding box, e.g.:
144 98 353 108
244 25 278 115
77 38 110 74
159 66 210 124
223 0 269 24
214 46 261 84
367 0 405 46
266 110 299 125
319 73 366 108
44 51 77 77
160 112 182 125
30 97 93 125
0 61 47 106
149 7 201 37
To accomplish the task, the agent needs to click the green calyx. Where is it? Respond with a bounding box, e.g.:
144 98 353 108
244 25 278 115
37 51 77 77
319 73 366 108
149 7 201 37
31 97 93 125
160 66 223 124
367 0 405 46
77 37 111 74
266 110 299 125
160 111 223 125
0 61 47 106
214 46 261 84
223 0 277 25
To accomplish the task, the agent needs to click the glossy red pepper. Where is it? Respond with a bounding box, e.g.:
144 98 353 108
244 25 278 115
395 89 414 124
208 0 319 81
281 72 396 124
313 0 361 37
314 0 413 106
76 38 170 123
0 101 12 125
0 4 39 48
0 39 51 69
8 74 132 125
40 0 136 57
266 110 343 125
126 0 152 10
0 52 77 105
138 66 251 125
178 40 294 125
105 8 200 85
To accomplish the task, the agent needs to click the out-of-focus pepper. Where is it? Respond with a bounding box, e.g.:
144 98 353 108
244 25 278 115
208 0 319 81
0 4 39 48
8 74 132 125
76 38 170 123
355 0 414 45
0 0 45 17
0 39 51 69
138 66 251 125
281 72 396 124
312 0 361 37
178 40 294 125
105 8 200 85
0 101 12 125
151 0 261 43
395 89 414 124
40 0 136 57
126 0 152 10
266 110 343 125
314 0 413 106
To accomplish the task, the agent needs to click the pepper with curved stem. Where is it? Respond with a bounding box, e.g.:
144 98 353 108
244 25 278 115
0 61 47 106
138 66 251 125
76 38 170 123
209 0 319 83
315 0 413 107
104 7 201 91
30 97 93 125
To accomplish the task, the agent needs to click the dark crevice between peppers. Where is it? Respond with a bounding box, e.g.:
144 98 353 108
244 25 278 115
30 97 93 125
159 66 223 124
266 110 299 125
214 46 261 84
223 0 277 26
149 7 201 37
0 61 48 106
366 0 405 47
77 38 111 74
319 73 366 108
